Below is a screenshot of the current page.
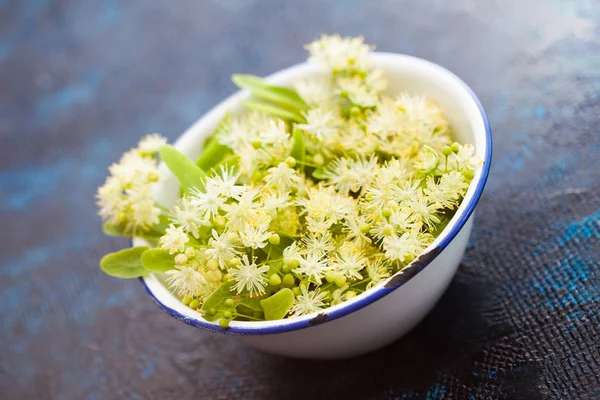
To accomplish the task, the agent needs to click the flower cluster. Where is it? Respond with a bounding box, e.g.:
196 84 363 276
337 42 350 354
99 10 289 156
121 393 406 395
96 134 166 234
97 35 481 326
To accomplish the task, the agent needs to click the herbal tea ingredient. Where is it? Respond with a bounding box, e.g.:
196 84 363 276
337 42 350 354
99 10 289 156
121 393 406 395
97 34 481 325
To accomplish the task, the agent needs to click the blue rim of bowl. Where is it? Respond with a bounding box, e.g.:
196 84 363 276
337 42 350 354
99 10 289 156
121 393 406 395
140 61 492 336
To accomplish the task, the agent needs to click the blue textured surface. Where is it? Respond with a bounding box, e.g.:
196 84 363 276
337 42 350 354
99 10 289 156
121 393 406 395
1 1 599 399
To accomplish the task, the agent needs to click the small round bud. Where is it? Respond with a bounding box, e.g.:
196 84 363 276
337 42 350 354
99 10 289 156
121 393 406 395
206 270 222 282
208 308 217 316
269 274 282 286
229 257 241 267
219 319 230 329
300 279 309 289
345 291 357 300
223 273 233 282
207 259 219 271
282 264 292 274
189 299 200 310
334 274 347 288
359 222 371 234
325 272 336 283
313 154 324 165
463 169 475 179
182 296 192 306
382 224 394 236
251 139 262 149
185 247 197 258
382 207 392 218
223 311 232 320
292 287 301 297
285 156 296 167
365 193 374 200
268 234 281 245
282 273 295 286
213 215 226 227
350 106 361 116
442 146 452 156
148 170 160 182
225 298 235 308
175 253 188 265
451 142 460 153
283 256 299 269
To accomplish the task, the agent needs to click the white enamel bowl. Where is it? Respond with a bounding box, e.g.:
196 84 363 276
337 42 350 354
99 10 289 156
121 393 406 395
138 53 492 359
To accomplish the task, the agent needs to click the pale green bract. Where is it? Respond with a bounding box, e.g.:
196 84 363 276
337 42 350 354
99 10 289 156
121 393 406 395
95 34 482 327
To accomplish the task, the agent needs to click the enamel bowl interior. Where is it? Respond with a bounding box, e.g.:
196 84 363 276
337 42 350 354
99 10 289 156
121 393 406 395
139 52 491 335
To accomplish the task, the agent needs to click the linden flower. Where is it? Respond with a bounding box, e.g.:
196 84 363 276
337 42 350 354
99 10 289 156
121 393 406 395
160 224 190 254
229 255 269 296
294 78 334 106
382 230 423 263
137 133 167 154
240 224 271 249
189 184 227 220
296 251 331 284
166 265 208 297
291 285 328 317
259 119 289 145
205 229 240 268
336 76 378 108
305 34 373 72
265 162 301 192
296 107 341 141
211 166 245 199
170 197 209 238
329 242 367 280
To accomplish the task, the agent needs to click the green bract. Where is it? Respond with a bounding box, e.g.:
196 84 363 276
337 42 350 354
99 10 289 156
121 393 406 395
96 34 481 327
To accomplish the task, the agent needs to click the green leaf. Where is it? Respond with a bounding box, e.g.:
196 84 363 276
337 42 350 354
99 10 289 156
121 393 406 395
201 280 235 321
260 288 295 320
159 144 207 194
290 127 306 167
197 113 232 171
233 74 308 110
238 297 263 312
196 139 230 171
102 214 170 240
312 168 328 180
100 246 149 278
141 248 175 273
242 99 305 123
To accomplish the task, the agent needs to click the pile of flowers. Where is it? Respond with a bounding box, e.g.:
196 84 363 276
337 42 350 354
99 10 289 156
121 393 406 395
97 35 480 327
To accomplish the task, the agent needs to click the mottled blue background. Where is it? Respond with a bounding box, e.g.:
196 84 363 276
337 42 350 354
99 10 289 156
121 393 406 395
1 1 599 399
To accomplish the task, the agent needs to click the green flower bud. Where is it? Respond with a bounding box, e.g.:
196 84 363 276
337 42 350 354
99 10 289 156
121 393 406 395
463 169 475 179
207 259 219 271
359 222 371 234
219 319 230 329
208 308 217 316
223 311 232 320
175 253 188 265
345 291 357 300
292 286 301 297
182 296 192 306
225 298 235 308
300 279 309 289
442 146 452 156
382 207 392 218
269 234 281 246
451 142 460 153
282 273 295 286
334 274 347 288
189 299 200 310
251 139 262 149
282 264 292 274
313 154 324 165
285 156 296 167
350 106 361 116
213 215 226 227
382 224 394 236
229 257 241 267
325 271 337 283
185 247 197 258
283 256 299 269
269 274 282 286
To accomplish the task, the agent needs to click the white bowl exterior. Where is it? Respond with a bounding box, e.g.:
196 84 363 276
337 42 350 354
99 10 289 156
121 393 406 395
141 53 489 358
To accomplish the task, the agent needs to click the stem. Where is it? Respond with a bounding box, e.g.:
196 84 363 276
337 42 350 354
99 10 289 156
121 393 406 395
295 160 322 168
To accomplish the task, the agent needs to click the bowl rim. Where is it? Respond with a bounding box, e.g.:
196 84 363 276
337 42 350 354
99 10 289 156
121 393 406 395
140 52 492 335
